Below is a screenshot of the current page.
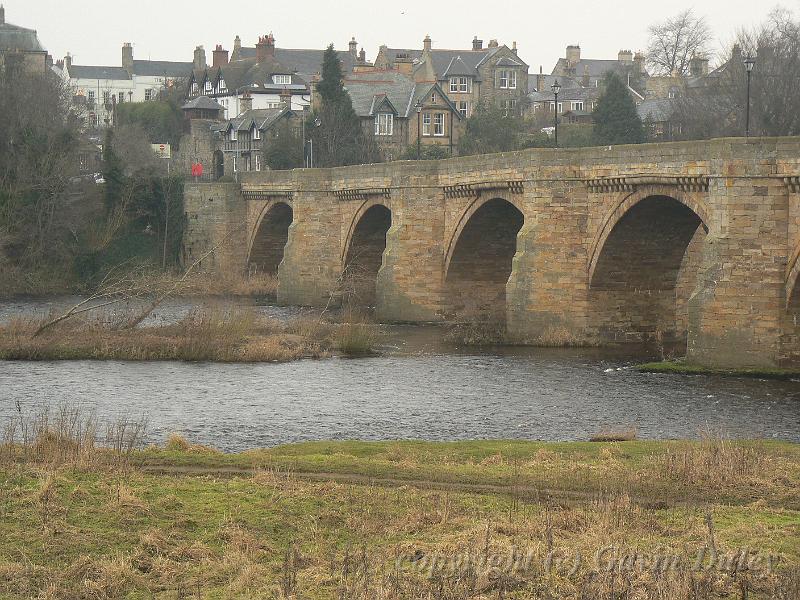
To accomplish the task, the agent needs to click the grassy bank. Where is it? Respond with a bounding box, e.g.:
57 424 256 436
636 360 800 379
0 308 380 362
1 424 798 598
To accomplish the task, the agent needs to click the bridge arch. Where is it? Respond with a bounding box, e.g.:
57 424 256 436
342 201 392 307
444 196 525 321
588 188 709 349
246 201 293 275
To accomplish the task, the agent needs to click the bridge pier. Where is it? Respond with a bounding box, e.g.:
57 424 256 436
687 177 789 368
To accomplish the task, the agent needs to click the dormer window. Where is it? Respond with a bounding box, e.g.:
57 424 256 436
191 82 199 95
273 74 291 85
229 128 237 142
219 78 227 93
204 80 213 93
253 126 261 140
374 113 393 136
498 70 517 89
449 77 470 93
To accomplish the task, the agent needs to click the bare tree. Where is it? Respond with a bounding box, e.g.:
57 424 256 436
674 8 800 139
647 9 712 75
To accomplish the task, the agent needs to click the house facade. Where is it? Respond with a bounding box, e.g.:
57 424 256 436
342 70 465 161
375 36 529 117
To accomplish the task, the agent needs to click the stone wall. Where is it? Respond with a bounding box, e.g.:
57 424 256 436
184 137 800 367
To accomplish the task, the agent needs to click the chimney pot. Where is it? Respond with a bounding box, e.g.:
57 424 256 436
213 44 229 68
349 36 358 56
122 42 133 72
472 36 483 51
194 45 206 70
256 33 275 62
566 44 581 66
423 34 432 52
488 39 498 48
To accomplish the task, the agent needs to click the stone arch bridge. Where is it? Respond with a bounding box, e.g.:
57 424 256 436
184 137 800 368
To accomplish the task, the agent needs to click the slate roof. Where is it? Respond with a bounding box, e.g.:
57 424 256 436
222 107 292 132
527 74 582 94
182 96 225 110
637 98 676 123
132 59 193 77
198 56 309 93
426 48 500 79
553 58 629 79
235 47 356 80
378 47 423 63
344 71 462 120
528 80 600 103
68 65 132 80
0 20 45 53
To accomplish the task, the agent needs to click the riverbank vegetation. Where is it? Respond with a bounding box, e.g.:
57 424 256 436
636 360 800 380
0 307 380 362
0 411 797 599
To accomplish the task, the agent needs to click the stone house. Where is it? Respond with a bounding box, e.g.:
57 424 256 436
374 35 529 117
551 44 648 92
342 70 465 161
0 6 49 75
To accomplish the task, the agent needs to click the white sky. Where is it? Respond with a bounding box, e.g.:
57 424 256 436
10 0 797 71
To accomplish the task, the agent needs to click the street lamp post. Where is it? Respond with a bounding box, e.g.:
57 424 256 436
743 56 756 138
308 117 321 168
551 80 561 148
415 100 423 159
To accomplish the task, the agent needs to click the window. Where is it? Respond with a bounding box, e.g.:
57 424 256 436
422 113 431 136
191 82 199 95
233 155 237 172
145 88 154 101
500 99 517 115
449 77 470 93
254 127 261 140
431 92 437 103
204 80 213 93
89 113 98 127
229 128 237 142
374 113 393 136
254 153 261 171
87 91 95 105
273 74 291 85
571 101 584 111
219 78 227 93
103 91 110 105
498 70 517 89
455 101 468 117
557 102 563 113
433 113 445 136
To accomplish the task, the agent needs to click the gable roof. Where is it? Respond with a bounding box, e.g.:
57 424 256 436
182 96 224 111
132 59 193 77
68 65 132 80
344 71 462 120
222 107 293 132
637 98 676 123
194 56 309 93
378 47 423 64
235 47 356 81
425 48 500 79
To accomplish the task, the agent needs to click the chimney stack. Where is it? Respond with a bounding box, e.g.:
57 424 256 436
239 91 252 115
193 46 206 70
423 34 432 52
472 36 483 51
634 51 646 74
349 36 358 57
64 53 72 71
358 48 366 64
488 39 499 48
690 55 709 77
536 65 544 92
256 34 275 62
122 42 133 72
512 41 517 55
566 45 581 66
233 35 241 58
213 44 229 68
618 49 633 63
0 5 5 25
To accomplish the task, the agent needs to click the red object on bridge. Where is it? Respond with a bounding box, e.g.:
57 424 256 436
191 162 204 177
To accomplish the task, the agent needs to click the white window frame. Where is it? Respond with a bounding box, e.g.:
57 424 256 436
233 155 238 172
433 113 445 136
254 153 261 171
253 127 261 140
144 89 154 101
498 70 517 89
422 113 431 136
374 113 393 136
219 79 227 93
449 77 470 93
557 102 563 113
191 82 199 95
204 80 213 93
230 128 237 142
103 91 110 105
456 100 468 117
87 90 95 104
273 74 291 85
571 101 584 111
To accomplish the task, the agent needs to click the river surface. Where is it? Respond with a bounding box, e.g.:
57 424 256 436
0 298 798 451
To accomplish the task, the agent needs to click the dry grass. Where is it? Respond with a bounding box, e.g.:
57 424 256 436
589 428 638 442
0 425 797 599
0 307 332 363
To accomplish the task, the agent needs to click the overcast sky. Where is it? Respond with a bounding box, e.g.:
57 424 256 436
9 0 796 71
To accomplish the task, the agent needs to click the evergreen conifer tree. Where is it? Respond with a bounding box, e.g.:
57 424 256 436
592 73 645 145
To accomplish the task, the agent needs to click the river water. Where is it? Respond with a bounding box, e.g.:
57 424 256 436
0 298 798 451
